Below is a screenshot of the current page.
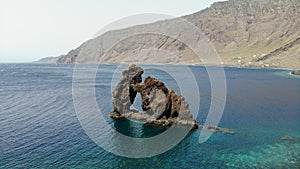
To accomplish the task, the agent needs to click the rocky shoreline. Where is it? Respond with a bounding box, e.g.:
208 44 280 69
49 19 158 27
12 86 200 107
109 111 235 134
109 111 198 129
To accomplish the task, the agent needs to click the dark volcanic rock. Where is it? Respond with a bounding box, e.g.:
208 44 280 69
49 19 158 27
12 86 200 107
111 64 143 114
291 70 300 75
109 64 198 130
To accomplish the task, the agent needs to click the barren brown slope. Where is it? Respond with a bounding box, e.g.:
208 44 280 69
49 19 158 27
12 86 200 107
56 0 300 69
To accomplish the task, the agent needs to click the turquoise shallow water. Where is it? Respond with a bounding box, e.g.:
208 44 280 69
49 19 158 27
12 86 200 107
0 64 299 168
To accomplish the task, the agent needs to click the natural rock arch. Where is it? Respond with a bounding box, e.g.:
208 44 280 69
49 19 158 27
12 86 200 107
109 64 198 129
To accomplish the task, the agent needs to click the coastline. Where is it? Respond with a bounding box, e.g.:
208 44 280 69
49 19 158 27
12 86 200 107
10 61 297 72
60 62 300 78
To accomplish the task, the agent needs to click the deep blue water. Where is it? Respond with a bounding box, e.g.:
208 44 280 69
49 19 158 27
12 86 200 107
0 63 299 168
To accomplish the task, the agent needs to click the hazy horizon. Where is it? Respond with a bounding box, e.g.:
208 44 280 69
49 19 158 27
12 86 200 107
0 0 223 63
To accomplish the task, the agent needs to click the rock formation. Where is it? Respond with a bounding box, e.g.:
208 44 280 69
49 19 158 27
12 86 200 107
110 64 143 115
109 64 198 129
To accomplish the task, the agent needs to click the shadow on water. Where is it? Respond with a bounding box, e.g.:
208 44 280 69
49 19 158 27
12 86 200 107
112 118 167 138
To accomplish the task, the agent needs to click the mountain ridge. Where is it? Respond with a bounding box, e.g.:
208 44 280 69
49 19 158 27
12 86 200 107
53 0 300 69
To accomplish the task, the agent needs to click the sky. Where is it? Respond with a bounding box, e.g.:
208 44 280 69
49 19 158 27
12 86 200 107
0 0 221 62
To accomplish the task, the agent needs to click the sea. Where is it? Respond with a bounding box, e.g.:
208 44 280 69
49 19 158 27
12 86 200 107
0 63 299 168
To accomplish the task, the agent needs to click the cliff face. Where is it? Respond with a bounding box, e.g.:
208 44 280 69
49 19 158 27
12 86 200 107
57 0 300 69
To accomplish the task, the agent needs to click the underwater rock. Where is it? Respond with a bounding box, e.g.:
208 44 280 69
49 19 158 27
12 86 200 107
198 125 236 134
109 64 198 130
281 136 295 142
